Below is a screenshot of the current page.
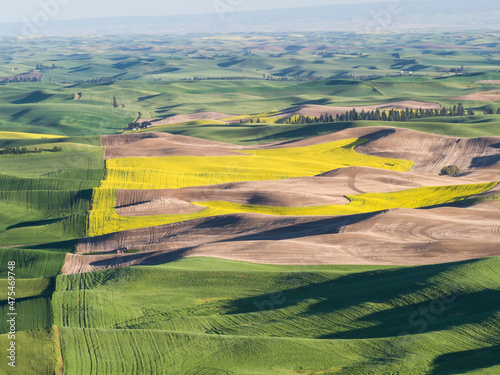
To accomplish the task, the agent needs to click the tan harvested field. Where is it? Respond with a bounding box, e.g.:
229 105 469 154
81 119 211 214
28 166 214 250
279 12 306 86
69 200 500 274
102 132 247 158
449 90 500 101
66 127 500 274
150 111 233 126
475 80 500 84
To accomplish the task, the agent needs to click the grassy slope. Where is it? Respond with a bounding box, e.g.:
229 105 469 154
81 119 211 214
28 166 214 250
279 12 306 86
139 116 500 147
0 248 66 374
1 74 500 138
0 142 105 246
53 257 500 375
0 139 103 374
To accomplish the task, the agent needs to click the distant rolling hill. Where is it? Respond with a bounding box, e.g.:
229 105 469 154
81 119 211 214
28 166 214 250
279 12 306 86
1 0 499 36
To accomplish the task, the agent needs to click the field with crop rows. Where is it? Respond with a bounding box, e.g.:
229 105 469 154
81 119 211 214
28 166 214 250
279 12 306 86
53 256 500 375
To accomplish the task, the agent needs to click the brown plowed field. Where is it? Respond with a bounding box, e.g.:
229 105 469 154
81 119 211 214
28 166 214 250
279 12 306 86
449 90 500 101
68 200 500 274
64 127 500 274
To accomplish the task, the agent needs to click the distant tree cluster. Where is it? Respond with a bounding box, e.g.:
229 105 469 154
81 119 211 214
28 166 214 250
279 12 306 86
1 146 63 155
283 104 475 125
1 146 46 155
61 77 116 84
1 147 42 155
35 62 64 71
190 75 323 82
0 73 41 83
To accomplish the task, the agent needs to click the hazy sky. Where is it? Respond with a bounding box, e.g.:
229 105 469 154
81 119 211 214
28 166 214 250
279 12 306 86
2 0 384 23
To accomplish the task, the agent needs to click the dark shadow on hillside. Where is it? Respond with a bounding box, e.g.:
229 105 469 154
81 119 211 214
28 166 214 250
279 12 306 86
470 154 500 168
320 289 500 339
225 258 483 320
216 211 382 243
239 123 354 143
11 109 30 119
6 218 63 230
433 72 483 80
325 80 360 85
24 239 78 253
88 247 194 269
11 91 52 104
138 93 163 102
291 98 331 106
430 344 500 374
217 59 244 68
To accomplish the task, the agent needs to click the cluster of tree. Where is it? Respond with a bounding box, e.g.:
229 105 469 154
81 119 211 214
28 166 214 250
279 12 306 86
283 104 478 125
1 146 62 155
35 62 64 71
286 113 335 124
60 77 116 84
484 105 500 115
249 118 266 123
450 65 466 74
127 121 152 129
0 75 40 83
190 75 323 82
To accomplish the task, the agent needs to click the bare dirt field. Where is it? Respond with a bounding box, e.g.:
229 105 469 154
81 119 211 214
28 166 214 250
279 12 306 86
150 111 234 126
115 166 496 217
67 199 500 274
64 128 500 274
449 90 500 101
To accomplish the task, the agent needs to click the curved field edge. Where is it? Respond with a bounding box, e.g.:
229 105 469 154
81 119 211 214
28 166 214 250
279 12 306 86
87 181 497 237
192 182 499 216
87 138 417 236
53 256 500 375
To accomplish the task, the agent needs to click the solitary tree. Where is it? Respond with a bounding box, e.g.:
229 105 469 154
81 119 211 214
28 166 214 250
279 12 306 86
112 95 118 108
440 165 461 176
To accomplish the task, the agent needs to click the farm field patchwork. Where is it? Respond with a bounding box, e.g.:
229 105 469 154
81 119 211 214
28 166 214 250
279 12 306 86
2 28 500 375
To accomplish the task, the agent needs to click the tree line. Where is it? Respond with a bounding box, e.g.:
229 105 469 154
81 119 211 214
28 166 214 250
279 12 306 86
283 104 499 125
1 146 62 155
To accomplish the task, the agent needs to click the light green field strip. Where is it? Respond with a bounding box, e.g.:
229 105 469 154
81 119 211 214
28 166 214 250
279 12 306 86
0 131 65 139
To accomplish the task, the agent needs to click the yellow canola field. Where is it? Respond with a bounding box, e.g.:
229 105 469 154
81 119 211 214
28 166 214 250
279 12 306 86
0 131 65 139
87 181 498 237
88 137 500 237
193 182 499 216
101 138 414 190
